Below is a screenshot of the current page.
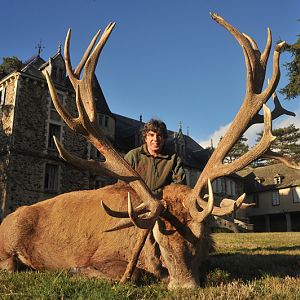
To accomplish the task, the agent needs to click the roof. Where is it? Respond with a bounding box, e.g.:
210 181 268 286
21 55 46 79
93 76 114 117
237 163 300 193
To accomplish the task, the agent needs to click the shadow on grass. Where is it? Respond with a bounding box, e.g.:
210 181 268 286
208 252 300 285
235 245 300 253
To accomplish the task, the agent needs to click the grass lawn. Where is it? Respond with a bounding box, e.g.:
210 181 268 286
0 232 300 299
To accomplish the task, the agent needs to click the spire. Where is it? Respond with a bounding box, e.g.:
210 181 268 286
139 114 143 122
57 42 62 54
35 40 45 56
179 121 182 132
187 126 190 136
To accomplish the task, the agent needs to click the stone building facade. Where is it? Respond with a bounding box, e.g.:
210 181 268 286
0 48 207 219
0 50 91 217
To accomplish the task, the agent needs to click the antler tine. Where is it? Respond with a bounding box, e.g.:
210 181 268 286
248 81 295 127
243 33 259 51
128 192 161 229
271 92 296 119
213 194 246 216
260 41 286 101
210 13 256 68
260 28 272 67
54 137 139 180
263 150 300 170
74 29 102 77
243 46 254 94
187 179 214 223
64 29 79 85
84 22 116 82
226 104 275 174
81 23 116 124
101 200 147 218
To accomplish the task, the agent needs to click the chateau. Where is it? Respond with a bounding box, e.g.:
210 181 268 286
1 47 299 233
0 47 208 218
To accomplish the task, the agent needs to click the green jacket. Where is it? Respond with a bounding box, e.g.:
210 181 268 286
124 144 186 195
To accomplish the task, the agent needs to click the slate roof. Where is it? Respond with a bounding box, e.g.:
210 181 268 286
237 163 300 193
21 55 46 78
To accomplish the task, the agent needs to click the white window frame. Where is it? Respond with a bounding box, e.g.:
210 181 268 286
0 87 6 105
46 92 64 151
293 187 300 203
272 191 280 206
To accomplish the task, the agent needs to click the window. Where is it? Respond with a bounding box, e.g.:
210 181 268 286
274 174 283 184
104 116 109 127
44 164 59 191
293 187 300 203
0 88 6 105
98 114 103 126
253 193 259 208
98 114 109 127
212 178 224 194
272 191 280 206
226 179 236 196
52 66 57 80
48 123 61 149
254 176 264 188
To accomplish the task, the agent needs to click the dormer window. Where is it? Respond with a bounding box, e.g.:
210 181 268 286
254 176 264 188
274 174 283 185
254 176 264 184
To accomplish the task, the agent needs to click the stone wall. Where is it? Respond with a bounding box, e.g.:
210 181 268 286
1 73 91 213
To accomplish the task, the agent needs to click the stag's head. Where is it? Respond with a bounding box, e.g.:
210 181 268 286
43 13 297 288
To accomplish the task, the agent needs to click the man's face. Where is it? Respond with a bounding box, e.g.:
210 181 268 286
145 130 165 156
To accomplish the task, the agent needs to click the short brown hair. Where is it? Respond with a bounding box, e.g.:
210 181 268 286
142 119 168 141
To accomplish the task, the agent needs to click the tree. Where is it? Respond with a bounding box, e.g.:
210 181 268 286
256 124 300 163
280 36 300 99
0 56 24 79
222 136 249 163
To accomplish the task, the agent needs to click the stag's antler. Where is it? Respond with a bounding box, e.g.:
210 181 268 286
43 23 165 228
189 13 295 209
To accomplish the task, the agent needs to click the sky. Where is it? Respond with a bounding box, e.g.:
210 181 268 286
1 0 299 148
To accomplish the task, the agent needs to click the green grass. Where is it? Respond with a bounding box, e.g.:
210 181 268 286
1 232 300 299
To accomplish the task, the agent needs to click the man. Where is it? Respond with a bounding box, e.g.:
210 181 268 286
124 119 186 196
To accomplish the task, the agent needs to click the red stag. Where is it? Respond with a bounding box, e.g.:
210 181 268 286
0 13 296 289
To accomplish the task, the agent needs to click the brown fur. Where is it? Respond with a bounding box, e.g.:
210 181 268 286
0 182 213 289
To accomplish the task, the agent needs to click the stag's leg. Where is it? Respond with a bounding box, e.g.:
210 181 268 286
69 260 143 282
0 256 17 271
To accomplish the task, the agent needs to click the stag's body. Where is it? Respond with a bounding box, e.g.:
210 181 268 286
0 182 213 288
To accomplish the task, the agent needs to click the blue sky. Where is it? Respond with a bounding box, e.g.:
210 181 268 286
1 0 299 147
